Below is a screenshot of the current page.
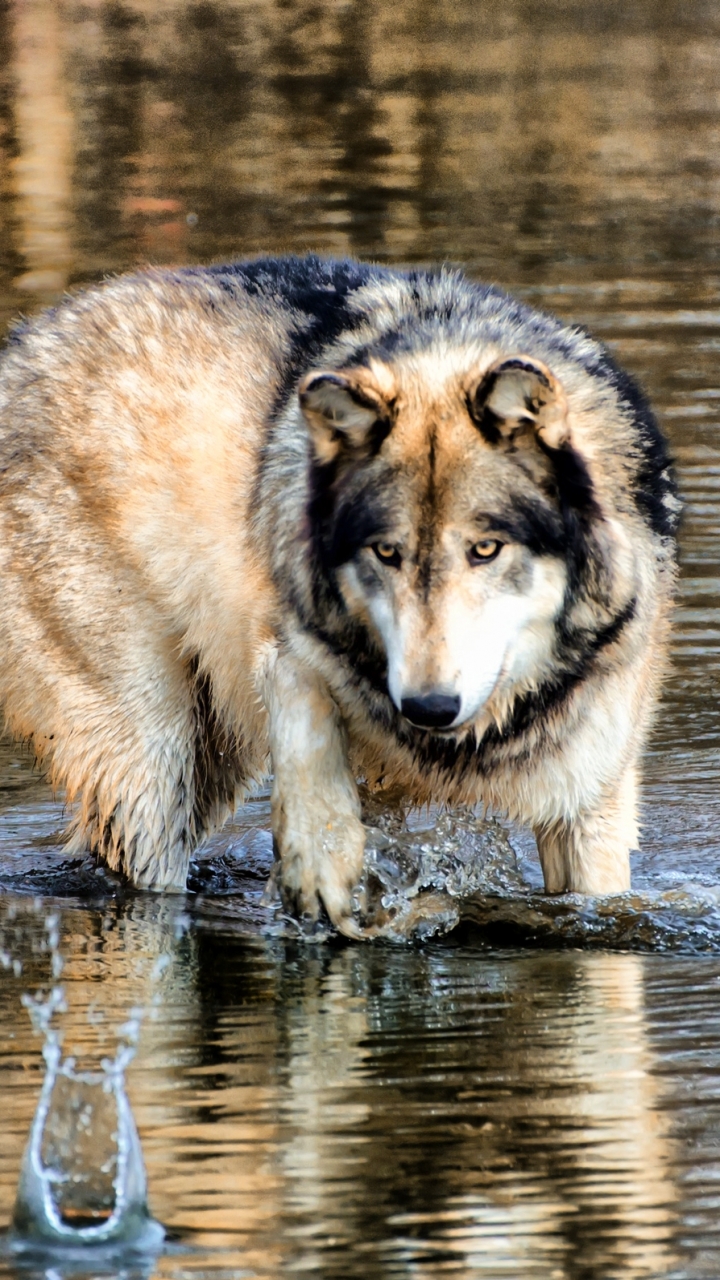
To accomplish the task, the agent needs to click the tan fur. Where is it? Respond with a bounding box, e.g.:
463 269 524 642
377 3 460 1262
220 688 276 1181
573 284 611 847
0 260 677 933
0 270 278 888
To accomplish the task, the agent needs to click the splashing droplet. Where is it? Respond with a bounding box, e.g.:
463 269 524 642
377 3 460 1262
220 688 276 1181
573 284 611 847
11 1040 164 1249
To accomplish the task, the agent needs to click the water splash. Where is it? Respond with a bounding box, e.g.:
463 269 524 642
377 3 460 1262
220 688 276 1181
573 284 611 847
358 807 526 939
2 909 165 1258
11 1041 163 1249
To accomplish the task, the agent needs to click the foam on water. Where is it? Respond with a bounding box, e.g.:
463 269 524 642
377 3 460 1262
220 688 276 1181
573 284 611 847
157 795 720 952
353 808 720 952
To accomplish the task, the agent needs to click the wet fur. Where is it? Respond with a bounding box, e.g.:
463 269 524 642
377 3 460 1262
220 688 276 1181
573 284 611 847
0 256 679 932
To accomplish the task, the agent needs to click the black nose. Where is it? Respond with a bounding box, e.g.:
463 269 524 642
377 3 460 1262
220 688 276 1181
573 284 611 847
400 693 461 729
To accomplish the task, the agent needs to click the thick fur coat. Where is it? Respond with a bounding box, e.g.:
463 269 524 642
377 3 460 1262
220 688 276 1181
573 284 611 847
0 256 679 934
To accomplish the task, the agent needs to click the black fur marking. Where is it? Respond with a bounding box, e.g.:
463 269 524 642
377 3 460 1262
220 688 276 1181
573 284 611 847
342 408 394 459
298 611 392 706
481 497 566 559
467 368 504 445
330 486 398 568
304 457 344 615
473 404 503 446
339 380 388 418
204 252 379 311
499 358 552 388
188 658 245 833
597 357 680 539
563 354 675 540
538 438 599 517
311 465 400 573
416 428 438 601
191 254 391 415
491 595 638 745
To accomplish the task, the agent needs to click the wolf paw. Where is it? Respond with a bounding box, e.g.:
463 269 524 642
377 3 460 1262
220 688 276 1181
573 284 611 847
273 815 366 935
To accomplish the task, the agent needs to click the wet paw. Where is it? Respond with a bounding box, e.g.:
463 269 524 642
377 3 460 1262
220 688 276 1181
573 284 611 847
272 817 367 933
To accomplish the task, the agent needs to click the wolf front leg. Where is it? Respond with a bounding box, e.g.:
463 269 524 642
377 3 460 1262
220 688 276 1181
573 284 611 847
263 646 366 936
534 764 638 895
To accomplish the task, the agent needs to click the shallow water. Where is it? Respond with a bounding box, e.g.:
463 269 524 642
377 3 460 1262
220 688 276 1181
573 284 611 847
2 0 720 1274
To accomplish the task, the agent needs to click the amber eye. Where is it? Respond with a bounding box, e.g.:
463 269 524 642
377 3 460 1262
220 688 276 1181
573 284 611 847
468 538 503 565
372 542 402 568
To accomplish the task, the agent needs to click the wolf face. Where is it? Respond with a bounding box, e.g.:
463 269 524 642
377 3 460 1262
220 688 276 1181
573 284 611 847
301 350 620 735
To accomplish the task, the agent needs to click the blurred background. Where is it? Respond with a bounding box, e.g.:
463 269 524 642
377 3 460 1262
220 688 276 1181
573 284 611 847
1 0 719 309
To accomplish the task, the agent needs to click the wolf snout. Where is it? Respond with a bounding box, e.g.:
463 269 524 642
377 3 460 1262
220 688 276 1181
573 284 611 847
400 692 461 730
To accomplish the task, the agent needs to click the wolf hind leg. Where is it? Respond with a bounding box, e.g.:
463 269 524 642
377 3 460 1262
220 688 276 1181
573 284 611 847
534 764 637 895
58 679 208 890
40 642 250 890
262 645 366 934
64 734 196 891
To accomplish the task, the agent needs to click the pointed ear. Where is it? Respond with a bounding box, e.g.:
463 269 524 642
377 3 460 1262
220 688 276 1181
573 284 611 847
299 370 393 465
471 356 598 514
469 356 570 451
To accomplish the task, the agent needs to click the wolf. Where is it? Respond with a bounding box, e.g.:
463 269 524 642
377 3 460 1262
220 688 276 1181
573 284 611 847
0 255 679 935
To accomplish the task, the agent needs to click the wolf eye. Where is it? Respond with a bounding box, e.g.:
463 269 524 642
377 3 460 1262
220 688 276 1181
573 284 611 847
372 542 402 569
468 539 502 565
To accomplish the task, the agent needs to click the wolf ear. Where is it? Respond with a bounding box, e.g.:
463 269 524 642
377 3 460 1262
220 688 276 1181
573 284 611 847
299 371 393 464
469 356 570 451
471 355 598 514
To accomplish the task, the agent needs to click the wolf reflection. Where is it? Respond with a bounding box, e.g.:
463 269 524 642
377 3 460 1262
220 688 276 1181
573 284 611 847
266 949 675 1278
0 900 675 1276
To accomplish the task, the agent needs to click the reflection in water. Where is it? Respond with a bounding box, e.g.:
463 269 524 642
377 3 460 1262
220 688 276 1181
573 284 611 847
0 902 683 1278
2 0 720 1275
8 0 74 298
265 949 675 1278
0 1 718 294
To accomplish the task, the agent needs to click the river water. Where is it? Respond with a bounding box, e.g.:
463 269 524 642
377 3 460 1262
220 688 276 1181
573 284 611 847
2 1 720 1275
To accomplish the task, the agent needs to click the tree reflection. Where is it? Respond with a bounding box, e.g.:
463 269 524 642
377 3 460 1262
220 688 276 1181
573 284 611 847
8 0 74 300
0 0 718 317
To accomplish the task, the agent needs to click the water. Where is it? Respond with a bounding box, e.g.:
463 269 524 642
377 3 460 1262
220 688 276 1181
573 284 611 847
0 907 166 1271
11 1019 162 1249
2 0 720 1273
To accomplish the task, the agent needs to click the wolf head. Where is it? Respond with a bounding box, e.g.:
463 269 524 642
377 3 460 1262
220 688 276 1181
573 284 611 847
300 347 640 735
